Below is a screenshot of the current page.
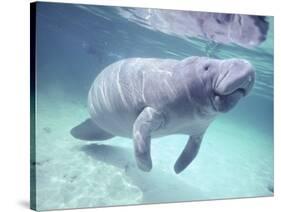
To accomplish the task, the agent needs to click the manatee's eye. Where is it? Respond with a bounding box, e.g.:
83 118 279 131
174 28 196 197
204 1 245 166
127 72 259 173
204 64 210 71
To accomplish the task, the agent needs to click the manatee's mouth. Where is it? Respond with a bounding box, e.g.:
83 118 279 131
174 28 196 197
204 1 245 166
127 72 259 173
220 87 247 97
211 88 246 112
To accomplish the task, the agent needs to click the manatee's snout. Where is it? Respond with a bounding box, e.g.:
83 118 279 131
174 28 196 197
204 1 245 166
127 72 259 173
215 59 255 96
212 59 255 112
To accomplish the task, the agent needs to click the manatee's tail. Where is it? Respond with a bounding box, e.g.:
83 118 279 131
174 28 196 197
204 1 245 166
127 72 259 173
70 119 114 141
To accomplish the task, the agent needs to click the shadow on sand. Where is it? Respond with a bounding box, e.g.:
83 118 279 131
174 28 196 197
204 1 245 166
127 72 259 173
81 143 206 203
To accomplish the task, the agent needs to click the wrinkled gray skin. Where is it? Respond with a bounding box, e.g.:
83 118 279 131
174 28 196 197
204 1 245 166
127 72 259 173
118 8 268 48
71 57 255 173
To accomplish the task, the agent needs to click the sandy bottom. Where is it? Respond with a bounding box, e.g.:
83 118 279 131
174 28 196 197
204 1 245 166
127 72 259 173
34 90 273 211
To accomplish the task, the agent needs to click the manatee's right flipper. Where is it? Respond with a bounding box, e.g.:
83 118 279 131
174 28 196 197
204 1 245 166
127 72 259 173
174 134 204 174
133 107 164 172
70 118 114 141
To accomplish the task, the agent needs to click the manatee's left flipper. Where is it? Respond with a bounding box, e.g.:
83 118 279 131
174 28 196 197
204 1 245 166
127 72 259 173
174 134 204 174
133 107 164 172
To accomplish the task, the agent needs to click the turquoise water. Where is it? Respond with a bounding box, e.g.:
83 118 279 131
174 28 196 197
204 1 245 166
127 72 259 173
33 2 273 211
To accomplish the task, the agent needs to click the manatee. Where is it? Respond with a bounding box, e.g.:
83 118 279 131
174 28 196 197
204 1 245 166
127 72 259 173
71 57 255 173
118 8 268 48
